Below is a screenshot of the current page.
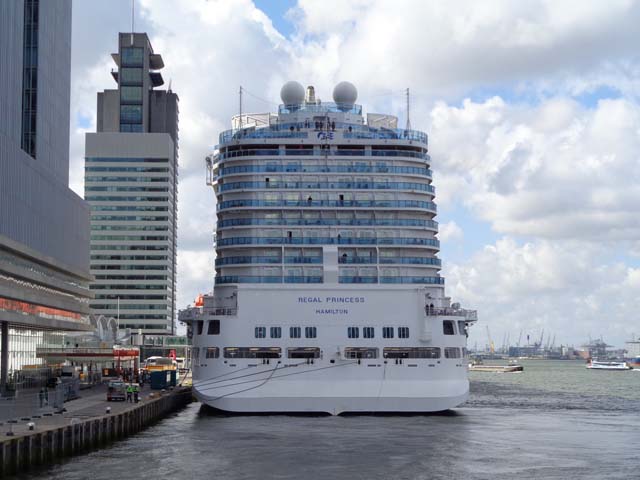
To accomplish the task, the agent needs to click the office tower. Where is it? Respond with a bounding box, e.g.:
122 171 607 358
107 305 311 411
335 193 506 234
85 33 179 335
0 0 92 390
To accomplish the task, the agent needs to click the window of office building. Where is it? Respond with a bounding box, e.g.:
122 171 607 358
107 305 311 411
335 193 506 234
121 47 144 66
21 0 39 158
121 86 143 104
120 105 142 124
120 67 143 84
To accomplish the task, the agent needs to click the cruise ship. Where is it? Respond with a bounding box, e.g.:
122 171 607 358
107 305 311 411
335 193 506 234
178 81 477 414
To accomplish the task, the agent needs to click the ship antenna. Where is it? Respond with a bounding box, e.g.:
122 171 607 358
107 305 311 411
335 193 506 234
405 87 411 131
239 85 243 130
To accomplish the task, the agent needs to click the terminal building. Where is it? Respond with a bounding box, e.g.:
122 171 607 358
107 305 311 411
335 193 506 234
0 0 93 392
85 33 179 335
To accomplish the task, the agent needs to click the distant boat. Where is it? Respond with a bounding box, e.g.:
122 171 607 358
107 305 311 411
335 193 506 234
625 356 640 369
586 360 631 370
469 364 524 373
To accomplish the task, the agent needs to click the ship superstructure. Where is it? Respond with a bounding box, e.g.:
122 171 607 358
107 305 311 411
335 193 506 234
179 81 477 414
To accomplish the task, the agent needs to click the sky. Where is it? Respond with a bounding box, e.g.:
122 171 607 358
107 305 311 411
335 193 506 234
69 0 640 349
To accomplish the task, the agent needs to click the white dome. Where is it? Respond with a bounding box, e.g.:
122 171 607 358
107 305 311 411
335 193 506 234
333 81 358 105
280 81 305 105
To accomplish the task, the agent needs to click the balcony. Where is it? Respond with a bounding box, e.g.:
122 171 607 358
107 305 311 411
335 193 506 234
216 237 440 248
217 199 437 212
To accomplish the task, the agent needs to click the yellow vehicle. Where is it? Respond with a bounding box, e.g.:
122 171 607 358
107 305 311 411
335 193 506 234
143 356 177 372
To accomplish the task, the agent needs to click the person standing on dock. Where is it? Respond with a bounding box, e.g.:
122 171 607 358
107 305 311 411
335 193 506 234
126 384 133 402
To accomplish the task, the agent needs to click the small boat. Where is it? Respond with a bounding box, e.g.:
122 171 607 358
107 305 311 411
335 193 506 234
625 356 640 369
468 364 523 373
586 360 631 370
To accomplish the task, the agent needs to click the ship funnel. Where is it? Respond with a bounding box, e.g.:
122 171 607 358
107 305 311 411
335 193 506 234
305 86 316 104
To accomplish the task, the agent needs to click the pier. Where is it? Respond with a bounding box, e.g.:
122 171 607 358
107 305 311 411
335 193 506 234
0 385 192 476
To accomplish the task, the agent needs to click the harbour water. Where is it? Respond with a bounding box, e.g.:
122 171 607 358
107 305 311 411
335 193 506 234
16 361 640 480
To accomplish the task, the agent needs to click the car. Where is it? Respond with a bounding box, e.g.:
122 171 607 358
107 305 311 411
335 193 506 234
106 381 126 401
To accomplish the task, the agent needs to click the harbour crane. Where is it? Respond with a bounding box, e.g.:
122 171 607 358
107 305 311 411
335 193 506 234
517 330 523 347
486 325 495 354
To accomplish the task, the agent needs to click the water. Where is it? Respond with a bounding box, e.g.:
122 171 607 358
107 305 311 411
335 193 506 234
16 361 640 480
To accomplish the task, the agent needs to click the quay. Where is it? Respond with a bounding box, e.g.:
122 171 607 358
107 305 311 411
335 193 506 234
0 385 192 476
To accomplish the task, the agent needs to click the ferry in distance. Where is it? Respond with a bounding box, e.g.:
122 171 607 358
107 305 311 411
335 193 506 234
179 81 477 414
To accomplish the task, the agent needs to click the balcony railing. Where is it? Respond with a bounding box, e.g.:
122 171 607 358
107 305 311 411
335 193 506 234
218 165 432 177
217 199 437 211
214 276 323 284
217 149 429 161
380 276 444 285
424 306 477 321
216 237 440 248
218 218 438 229
219 181 434 193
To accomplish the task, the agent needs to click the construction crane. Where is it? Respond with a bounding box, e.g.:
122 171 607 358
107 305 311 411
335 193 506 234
517 330 523 347
486 325 495 354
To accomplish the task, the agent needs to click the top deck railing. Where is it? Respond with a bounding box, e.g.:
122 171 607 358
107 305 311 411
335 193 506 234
425 306 478 321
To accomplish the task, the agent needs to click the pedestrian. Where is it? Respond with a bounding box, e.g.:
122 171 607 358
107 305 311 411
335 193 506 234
39 388 44 408
133 384 139 403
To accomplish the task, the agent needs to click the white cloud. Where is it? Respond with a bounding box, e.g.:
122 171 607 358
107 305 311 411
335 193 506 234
438 221 463 243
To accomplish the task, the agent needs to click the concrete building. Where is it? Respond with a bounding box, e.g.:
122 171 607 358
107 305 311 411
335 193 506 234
0 0 93 391
85 33 179 335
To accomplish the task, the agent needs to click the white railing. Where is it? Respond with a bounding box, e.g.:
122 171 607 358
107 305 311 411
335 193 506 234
425 306 477 321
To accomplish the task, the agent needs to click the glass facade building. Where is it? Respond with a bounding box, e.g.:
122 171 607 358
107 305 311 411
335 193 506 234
85 33 178 335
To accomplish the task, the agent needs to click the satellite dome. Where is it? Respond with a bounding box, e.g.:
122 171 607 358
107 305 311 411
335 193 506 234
280 81 305 105
333 81 358 105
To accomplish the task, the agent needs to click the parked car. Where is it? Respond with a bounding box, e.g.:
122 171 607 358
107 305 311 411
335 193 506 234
106 381 126 401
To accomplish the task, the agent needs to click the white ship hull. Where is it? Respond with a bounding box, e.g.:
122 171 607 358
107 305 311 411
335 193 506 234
188 285 473 415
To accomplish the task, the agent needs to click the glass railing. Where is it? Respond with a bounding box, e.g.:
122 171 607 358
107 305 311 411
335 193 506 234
215 276 323 284
379 257 442 266
278 103 363 115
217 149 429 161
338 257 377 264
284 256 323 264
219 181 434 193
218 165 432 177
218 117 427 145
217 237 440 247
217 199 437 211
379 276 444 284
338 277 378 284
215 256 282 266
218 218 438 229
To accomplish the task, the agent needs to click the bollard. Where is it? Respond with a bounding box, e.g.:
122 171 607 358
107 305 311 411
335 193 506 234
106 406 111 414
28 422 35 431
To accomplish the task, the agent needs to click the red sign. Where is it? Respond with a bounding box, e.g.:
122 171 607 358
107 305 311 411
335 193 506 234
169 349 176 360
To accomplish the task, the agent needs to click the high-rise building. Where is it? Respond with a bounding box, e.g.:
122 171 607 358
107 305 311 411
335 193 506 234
85 33 178 335
0 0 92 391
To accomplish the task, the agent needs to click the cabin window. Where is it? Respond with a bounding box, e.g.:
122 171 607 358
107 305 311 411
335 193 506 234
382 326 394 338
458 321 467 336
305 326 317 338
290 326 301 338
224 347 281 359
445 347 461 359
207 320 220 335
270 327 282 338
383 347 441 359
205 347 219 359
344 347 378 359
363 327 375 338
288 347 321 359
443 321 455 335
347 327 360 339
255 326 266 338
196 321 203 335
398 327 410 338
